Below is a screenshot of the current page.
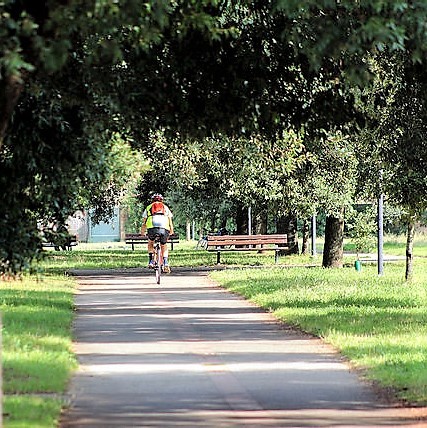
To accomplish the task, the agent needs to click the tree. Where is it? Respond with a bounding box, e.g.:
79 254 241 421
355 54 427 279
0 62 147 274
0 1 235 274
3 0 427 275
381 62 427 280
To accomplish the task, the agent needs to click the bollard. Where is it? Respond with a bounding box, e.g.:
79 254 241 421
354 260 361 272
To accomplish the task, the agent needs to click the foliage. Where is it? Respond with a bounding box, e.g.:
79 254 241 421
354 53 427 278
273 0 427 76
0 66 147 275
2 1 427 274
123 195 145 234
356 54 427 220
347 206 377 258
0 0 236 275
88 132 150 224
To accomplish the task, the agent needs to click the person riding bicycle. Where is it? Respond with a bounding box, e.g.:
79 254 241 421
141 193 174 273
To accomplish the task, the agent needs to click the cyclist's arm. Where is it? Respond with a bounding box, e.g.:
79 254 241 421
141 223 147 235
141 209 148 235
168 213 174 235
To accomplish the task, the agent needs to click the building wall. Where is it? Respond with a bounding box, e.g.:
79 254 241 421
67 208 121 243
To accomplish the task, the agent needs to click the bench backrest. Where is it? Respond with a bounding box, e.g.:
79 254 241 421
206 234 287 247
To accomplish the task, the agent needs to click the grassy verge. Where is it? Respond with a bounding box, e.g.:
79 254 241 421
210 259 427 406
1 275 77 427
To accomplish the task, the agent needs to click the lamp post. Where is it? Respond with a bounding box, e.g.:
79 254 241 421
311 214 317 256
378 170 384 276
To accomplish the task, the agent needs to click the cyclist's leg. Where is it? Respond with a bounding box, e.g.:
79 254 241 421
146 229 157 267
159 230 170 272
161 244 169 259
161 244 170 273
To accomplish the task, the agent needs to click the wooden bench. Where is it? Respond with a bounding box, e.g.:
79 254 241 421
42 235 78 251
206 234 289 264
125 233 180 251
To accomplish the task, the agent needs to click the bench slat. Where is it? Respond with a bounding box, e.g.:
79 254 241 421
125 233 179 250
207 234 286 241
207 240 286 246
207 234 287 247
205 234 289 264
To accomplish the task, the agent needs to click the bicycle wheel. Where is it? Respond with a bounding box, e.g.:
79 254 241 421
155 243 161 284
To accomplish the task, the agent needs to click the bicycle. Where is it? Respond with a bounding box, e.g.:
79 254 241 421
195 235 208 250
152 234 163 284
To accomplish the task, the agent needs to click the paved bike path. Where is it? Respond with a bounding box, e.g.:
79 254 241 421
60 269 426 427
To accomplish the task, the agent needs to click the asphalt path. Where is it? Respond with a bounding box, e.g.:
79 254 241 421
60 269 426 427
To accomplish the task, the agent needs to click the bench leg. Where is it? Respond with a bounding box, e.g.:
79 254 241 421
132 243 135 251
275 250 279 264
217 251 221 264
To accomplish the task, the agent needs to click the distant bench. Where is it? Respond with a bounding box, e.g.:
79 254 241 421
206 234 289 264
125 233 180 251
42 235 78 251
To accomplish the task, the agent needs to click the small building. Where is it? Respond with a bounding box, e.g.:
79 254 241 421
68 207 124 243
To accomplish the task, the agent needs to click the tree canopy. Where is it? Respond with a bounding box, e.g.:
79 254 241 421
1 1 427 275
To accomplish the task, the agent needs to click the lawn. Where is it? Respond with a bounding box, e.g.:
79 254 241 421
2 234 427 427
1 275 77 427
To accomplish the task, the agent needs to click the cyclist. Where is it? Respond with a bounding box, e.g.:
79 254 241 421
141 193 174 273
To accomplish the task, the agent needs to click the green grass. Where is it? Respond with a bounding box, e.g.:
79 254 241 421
1 275 77 427
3 396 64 428
41 240 321 271
210 259 427 405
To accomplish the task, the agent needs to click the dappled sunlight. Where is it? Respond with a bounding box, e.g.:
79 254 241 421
81 360 347 375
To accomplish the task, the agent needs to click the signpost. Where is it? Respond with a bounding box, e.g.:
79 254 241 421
311 214 317 256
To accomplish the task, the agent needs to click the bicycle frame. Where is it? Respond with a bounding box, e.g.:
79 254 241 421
153 234 162 284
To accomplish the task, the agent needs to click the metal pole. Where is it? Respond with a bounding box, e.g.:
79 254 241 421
311 214 317 256
0 313 2 428
248 206 252 235
378 170 384 276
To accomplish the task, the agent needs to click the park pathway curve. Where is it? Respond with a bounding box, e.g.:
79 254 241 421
60 269 426 427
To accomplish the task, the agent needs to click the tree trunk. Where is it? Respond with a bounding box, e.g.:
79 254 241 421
119 206 128 240
254 208 268 252
286 214 299 255
276 214 286 234
235 203 248 234
0 73 25 148
405 220 415 281
301 218 310 255
322 212 344 268
276 213 298 255
276 214 288 255
255 209 267 234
